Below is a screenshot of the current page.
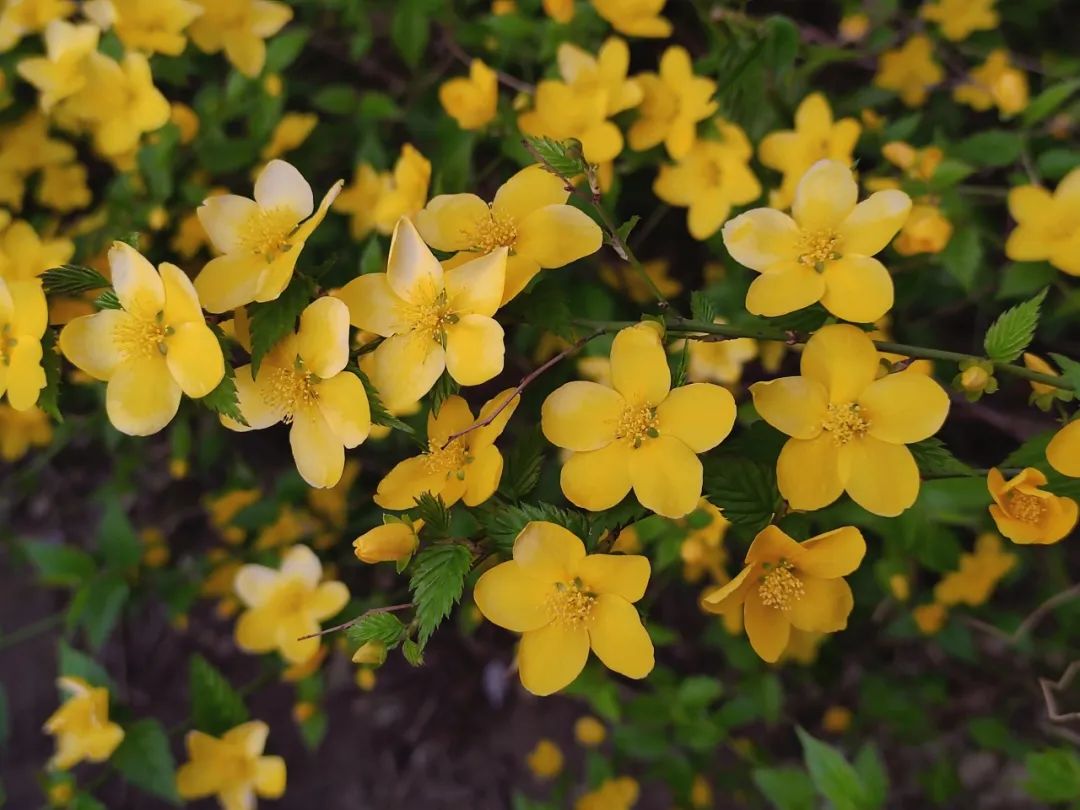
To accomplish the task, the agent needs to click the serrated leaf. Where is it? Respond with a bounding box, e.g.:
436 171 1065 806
247 274 314 376
753 766 817 810
854 744 889 809
39 328 62 421
585 500 650 548
476 500 592 552
429 370 460 415
497 428 545 501
409 543 472 646
524 135 588 178
510 279 573 339
22 541 96 587
690 291 717 324
98 500 141 570
354 367 415 435
1049 353 1080 394
40 265 111 296
672 340 690 387
112 719 180 804
94 290 122 310
983 288 1047 362
797 727 869 810
200 362 246 425
402 638 424 666
1001 430 1054 468
189 655 248 735
411 492 452 537
702 456 782 533
909 438 976 478
346 611 406 648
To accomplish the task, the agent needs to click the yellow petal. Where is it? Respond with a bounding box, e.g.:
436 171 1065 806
513 520 586 582
289 407 345 488
471 386 522 447
368 332 445 412
386 217 444 304
473 560 552 632
501 252 543 303
234 564 277 606
777 434 845 511
334 273 409 337
841 437 920 517
290 179 343 246
560 441 633 511
820 255 894 324
165 322 225 398
656 383 736 452
194 253 266 314
700 564 754 611
687 196 732 241
254 159 314 219
800 324 880 403
228 364 285 430
106 355 181 435
235 607 278 653
109 241 164 318
160 262 204 325
1047 421 1080 477
516 205 603 268
587 594 654 679
374 455 445 510
308 581 349 620
721 208 799 271
1007 185 1052 223
444 314 504 386
745 262 826 317
280 543 323 588
629 434 703 518
198 194 260 254
463 443 503 506
750 377 828 439
840 190 912 255
59 311 124 381
444 248 507 317
493 164 571 223
797 526 867 578
254 756 287 798
789 577 853 632
1004 224 1046 262
795 92 834 134
577 554 650 602
177 757 223 799
315 371 371 448
297 296 350 378
611 322 669 405
414 193 488 252
541 380 623 451
744 592 790 663
255 249 302 304
792 159 858 231
277 613 320 663
745 524 803 564
428 395 475 444
518 622 589 696
858 370 949 444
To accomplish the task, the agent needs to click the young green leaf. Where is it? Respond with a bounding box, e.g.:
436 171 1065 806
909 438 977 478
97 500 141 571
1049 353 1080 394
22 541 96 587
796 727 870 810
702 456 782 534
411 492 452 538
498 427 545 501
1024 749 1080 803
40 265 111 297
983 288 1048 363
524 135 589 178
690 291 717 324
111 719 180 804
189 655 249 736
476 500 592 552
409 542 472 646
247 274 314 376
346 611 407 648
354 367 415 435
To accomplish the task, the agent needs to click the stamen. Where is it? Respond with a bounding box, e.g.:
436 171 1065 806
1008 492 1047 524
757 560 804 611
262 366 318 422
405 290 457 345
113 315 168 360
797 228 842 270
465 205 518 254
422 438 469 476
615 404 660 449
545 579 597 628
821 402 870 446
237 207 301 260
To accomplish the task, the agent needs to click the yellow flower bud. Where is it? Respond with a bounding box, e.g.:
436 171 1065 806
913 602 947 635
574 715 607 747
355 668 377 691
888 573 910 602
351 640 387 666
526 739 563 779
264 73 283 97
690 774 713 808
353 521 420 563
822 705 853 734
169 457 189 479
48 782 74 807
960 365 990 392
292 701 316 724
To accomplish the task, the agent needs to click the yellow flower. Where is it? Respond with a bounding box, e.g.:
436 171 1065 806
526 739 564 779
188 0 292 77
16 20 99 112
880 141 943 183
439 59 498 131
0 219 74 281
354 518 422 563
629 46 717 160
577 776 641 810
37 162 91 212
416 164 602 303
759 93 861 209
838 13 869 42
920 0 997 41
987 467 1078 545
701 524 866 662
225 297 371 488
474 521 654 695
307 458 361 528
207 487 261 532
43 677 124 770
558 37 643 117
1005 168 1080 276
723 160 911 323
934 533 1016 607
194 160 342 312
913 602 947 635
1047 420 1080 477
234 544 349 663
543 0 574 22
954 50 1028 118
0 403 51 459
0 0 75 51
591 0 671 37
599 258 682 304
680 501 730 583
676 320 758 386
355 667 377 690
334 164 383 240
893 204 952 255
170 102 200 144
176 721 286 810
751 324 950 516
653 120 761 240
260 112 318 161
334 144 431 239
375 389 519 509
542 322 737 518
337 218 508 410
780 628 826 664
574 715 606 746
59 243 224 435
83 0 202 56
822 705 853 733
874 35 943 107
888 573 910 601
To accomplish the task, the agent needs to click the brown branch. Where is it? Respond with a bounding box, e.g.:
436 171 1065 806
1041 661 1080 723
297 603 413 641
1014 582 1080 641
441 28 534 94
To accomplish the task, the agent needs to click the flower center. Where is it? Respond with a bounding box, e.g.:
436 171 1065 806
467 206 518 254
423 437 469 476
797 228 842 270
1008 492 1046 524
821 402 870 446
546 579 597 628
269 578 310 614
237 206 299 259
616 404 659 448
757 560 804 612
262 364 318 422
406 290 457 345
113 314 170 360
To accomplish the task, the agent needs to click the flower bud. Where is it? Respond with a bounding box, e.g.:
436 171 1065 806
960 364 990 392
353 520 421 563
351 640 387 666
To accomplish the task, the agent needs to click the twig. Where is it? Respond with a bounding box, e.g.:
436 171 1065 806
297 603 413 641
1041 661 1080 723
441 28 534 94
0 613 63 651
1014 583 1080 641
442 327 606 448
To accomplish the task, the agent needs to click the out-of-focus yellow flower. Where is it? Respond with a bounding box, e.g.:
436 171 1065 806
675 320 758 387
43 677 124 770
599 258 682 303
440 59 498 131
416 164 602 303
577 776 640 810
987 467 1078 545
291 701 316 724
355 667 377 690
1005 168 1080 276
0 403 51 460
207 488 261 534
543 0 573 22
913 602 947 635
690 774 712 807
354 518 422 563
282 645 327 681
542 322 736 518
752 325 950 516
261 112 318 160
253 505 317 551
335 144 431 239
234 545 349 663
176 721 286 809
140 527 170 567
934 533 1016 607
759 93 861 210
822 705 853 733
170 102 200 143
629 46 718 160
195 160 342 312
0 0 75 52
881 141 944 183
920 0 997 41
0 113 77 209
702 524 865 662
188 0 291 77
83 0 202 56
954 50 1028 118
0 219 74 282
780 628 825 664
37 162 91 212
574 715 606 746
16 20 98 112
838 13 869 42
0 276 48 410
874 35 943 107
861 109 884 133
308 458 361 529
60 243 223 435
1047 421 1080 478
679 500 730 583
893 204 952 255
526 739 564 779
592 0 670 38
723 160 911 323
475 521 654 695
611 523 641 553
889 573 910 602
47 780 74 806
654 120 761 240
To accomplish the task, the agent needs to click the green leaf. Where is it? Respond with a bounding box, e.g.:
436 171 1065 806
476 501 592 552
112 719 180 804
391 0 430 68
752 767 818 810
510 279 573 339
1023 78 1080 127
909 438 977 478
97 501 141 571
797 727 869 810
614 215 639 246
40 265 111 296
429 370 460 415
77 574 130 650
359 237 385 275
690 291 717 324
39 328 62 421
951 130 1023 167
264 27 309 72
854 744 889 808
298 709 327 750
200 359 246 425
1024 749 1080 802
983 288 1048 363
358 92 401 121
346 611 406 648
939 226 982 292
1049 353 1080 394
247 274 314 376
997 262 1058 299
22 541 96 587
94 289 122 310
354 367 415 435
497 427 544 501
71 794 108 810
523 135 588 178
764 15 800 72
313 84 360 115
401 638 425 666
930 159 975 189
58 641 114 689
1036 148 1080 180
409 543 473 646
189 655 249 736
411 492 452 537
1001 429 1054 468
701 456 782 533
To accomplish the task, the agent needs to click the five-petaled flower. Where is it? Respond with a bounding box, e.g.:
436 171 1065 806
751 324 950 517
0 275 47 411
542 321 736 519
474 521 654 695
987 467 1078 545
723 159 912 324
700 524 866 663
439 59 498 131
628 45 718 160
176 720 286 810
60 242 225 436
44 677 125 770
187 0 292 77
1005 167 1080 277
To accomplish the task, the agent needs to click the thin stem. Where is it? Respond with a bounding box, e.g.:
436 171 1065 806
442 29 534 94
0 613 63 651
297 603 413 641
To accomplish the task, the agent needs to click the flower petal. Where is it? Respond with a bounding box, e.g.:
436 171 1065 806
445 314 504 386
334 273 409 337
841 437 920 517
789 577 853 632
797 527 866 578
745 262 827 317
197 194 259 254
611 322 670 405
493 165 571 223
280 544 322 589
777 434 845 511
254 757 287 799
518 622 589 696
369 332 445 412
560 442 633 512
501 253 542 303
656 383 736 452
374 455 445 510
700 564 754 611
840 190 912 255
471 387 521 448
800 324 880 403
414 193 489 252
750 377 828 439
588 594 654 679
254 159 314 219
234 564 277 606
109 242 164 318
473 560 551 632
577 554 650 602
513 520 587 582
228 364 285 430
820 255 894 324
463 443 503 506
792 159 858 231
744 593 790 663
308 581 349 620
1047 421 1080 478
721 208 799 271
386 217 444 304
444 247 507 317
858 370 950 444
516 205 603 268
297 296 350 378
235 607 278 653
160 262 204 325
58 311 125 380
194 253 266 314
106 356 181 436
541 381 623 452
629 435 703 518
289 407 345 488
315 371 371 448
165 322 225 398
